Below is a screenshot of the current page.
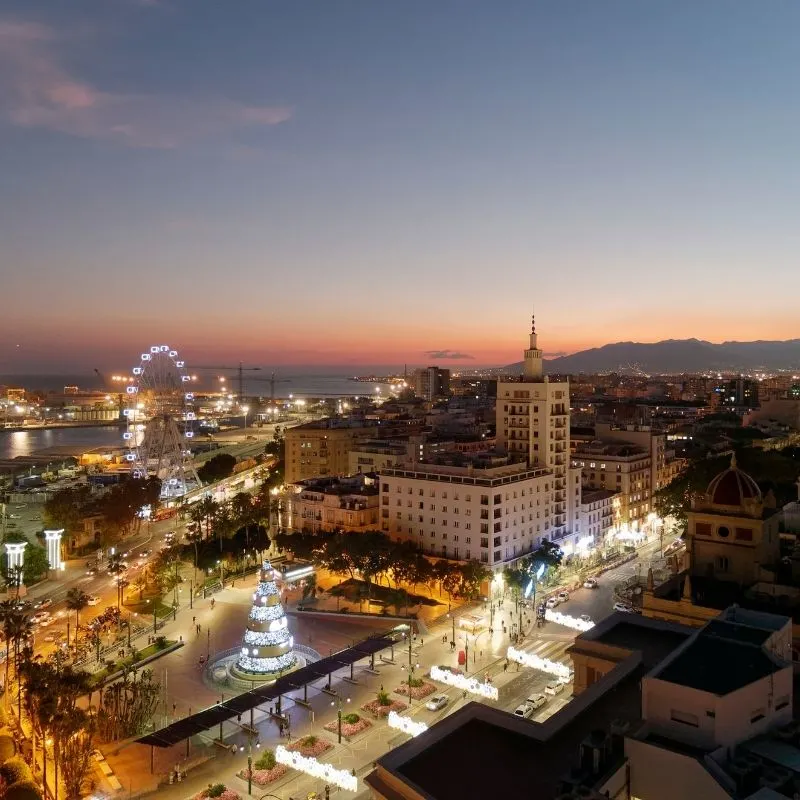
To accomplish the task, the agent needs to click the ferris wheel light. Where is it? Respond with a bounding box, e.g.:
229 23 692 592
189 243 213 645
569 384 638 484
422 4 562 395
185 431 194 438
126 386 137 394
133 367 143 375
185 393 194 400
160 345 169 352
123 409 131 417
126 454 136 461
181 375 190 382
169 350 177 357
123 433 133 440
142 354 151 361
176 361 184 368
150 346 160 353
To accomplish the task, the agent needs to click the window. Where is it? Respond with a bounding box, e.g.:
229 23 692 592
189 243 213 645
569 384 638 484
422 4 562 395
750 709 766 724
493 494 501 504
465 537 471 543
715 555 729 572
670 710 699 727
717 525 730 538
776 696 790 711
694 521 711 536
735 527 753 541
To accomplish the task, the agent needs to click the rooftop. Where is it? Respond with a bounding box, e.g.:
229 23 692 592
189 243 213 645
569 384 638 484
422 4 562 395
581 488 619 504
655 633 785 695
573 441 649 458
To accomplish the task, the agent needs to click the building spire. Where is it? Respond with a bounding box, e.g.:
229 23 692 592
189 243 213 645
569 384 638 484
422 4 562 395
531 310 536 335
523 311 543 380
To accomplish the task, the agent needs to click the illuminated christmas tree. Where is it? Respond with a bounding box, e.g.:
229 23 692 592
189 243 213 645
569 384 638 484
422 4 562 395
235 561 295 675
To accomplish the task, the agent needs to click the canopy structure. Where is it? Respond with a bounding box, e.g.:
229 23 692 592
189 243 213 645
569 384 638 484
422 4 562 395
138 632 402 748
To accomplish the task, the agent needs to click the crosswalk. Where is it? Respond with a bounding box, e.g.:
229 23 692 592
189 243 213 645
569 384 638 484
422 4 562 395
513 636 573 668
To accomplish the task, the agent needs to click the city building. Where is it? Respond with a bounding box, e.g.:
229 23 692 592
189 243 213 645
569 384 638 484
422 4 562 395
284 419 379 483
367 606 795 800
579 488 618 548
413 366 451 400
379 457 552 567
571 441 652 527
496 316 578 543
716 377 760 409
348 440 409 474
287 473 379 534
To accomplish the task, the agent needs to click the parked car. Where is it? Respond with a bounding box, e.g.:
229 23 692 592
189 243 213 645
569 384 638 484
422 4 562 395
8 515 20 520
38 616 54 628
426 694 449 712
613 602 634 613
583 578 598 589
87 595 101 606
557 591 570 603
514 701 535 719
31 612 50 624
545 597 560 609
544 681 564 696
529 693 547 709
664 538 684 556
34 598 52 609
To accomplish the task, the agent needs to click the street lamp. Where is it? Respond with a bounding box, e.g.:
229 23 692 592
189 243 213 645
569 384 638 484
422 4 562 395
331 696 350 744
242 405 250 431
240 733 260 796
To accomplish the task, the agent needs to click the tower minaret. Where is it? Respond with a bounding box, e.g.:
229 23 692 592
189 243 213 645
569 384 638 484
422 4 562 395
523 312 544 381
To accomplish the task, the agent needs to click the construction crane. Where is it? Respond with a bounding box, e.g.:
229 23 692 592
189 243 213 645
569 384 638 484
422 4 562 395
192 363 261 402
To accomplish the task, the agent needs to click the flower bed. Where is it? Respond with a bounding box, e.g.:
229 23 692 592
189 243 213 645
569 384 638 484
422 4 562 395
394 681 436 700
193 786 241 800
285 735 332 758
323 715 372 738
237 765 288 786
362 698 408 717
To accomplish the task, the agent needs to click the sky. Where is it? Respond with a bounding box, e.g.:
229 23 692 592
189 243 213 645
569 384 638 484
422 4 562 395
1 1 799 373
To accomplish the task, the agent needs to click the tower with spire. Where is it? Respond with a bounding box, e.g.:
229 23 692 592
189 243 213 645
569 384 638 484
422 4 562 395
523 311 544 380
496 313 581 544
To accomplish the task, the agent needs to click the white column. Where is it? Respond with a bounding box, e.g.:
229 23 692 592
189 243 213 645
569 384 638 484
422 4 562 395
44 529 64 572
4 542 27 583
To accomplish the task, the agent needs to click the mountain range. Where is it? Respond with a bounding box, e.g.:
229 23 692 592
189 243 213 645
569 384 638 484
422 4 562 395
504 338 800 375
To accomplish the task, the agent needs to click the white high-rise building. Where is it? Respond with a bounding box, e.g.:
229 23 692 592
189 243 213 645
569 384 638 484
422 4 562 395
496 316 581 544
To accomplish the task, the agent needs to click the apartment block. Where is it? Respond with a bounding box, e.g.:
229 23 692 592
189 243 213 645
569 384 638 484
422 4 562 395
284 419 379 483
379 459 552 568
571 441 652 526
496 316 577 543
288 473 379 534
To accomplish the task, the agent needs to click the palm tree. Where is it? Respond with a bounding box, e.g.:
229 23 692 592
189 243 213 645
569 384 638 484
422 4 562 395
66 588 90 650
7 611 32 720
0 599 17 700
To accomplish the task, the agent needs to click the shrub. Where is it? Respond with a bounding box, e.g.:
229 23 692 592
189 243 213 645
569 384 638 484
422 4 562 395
254 750 276 771
408 677 423 688
207 785 226 798
342 713 360 725
5 780 43 800
0 757 32 786
155 636 167 650
376 691 391 706
300 735 317 747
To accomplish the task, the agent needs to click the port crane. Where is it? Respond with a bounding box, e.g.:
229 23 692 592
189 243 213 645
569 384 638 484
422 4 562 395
192 365 290 403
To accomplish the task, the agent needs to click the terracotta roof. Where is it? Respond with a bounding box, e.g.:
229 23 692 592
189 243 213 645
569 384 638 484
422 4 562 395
706 455 761 507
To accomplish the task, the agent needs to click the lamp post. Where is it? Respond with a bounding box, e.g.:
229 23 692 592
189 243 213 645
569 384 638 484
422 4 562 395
242 405 250 432
331 695 350 744
240 730 260 796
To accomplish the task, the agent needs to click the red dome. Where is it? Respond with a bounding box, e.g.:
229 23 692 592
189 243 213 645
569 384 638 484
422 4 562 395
707 456 761 507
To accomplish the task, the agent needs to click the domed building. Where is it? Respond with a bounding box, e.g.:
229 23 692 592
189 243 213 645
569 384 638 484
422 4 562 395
685 454 780 586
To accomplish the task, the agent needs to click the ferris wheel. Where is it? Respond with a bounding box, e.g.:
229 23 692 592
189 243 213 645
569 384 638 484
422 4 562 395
123 345 199 499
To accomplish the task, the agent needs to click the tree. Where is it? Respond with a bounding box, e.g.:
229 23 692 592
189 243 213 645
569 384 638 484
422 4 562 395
65 589 89 649
43 485 92 532
531 540 563 571
96 478 160 542
197 453 237 484
58 708 95 800
22 545 49 585
0 599 18 697
96 667 161 741
459 560 491 599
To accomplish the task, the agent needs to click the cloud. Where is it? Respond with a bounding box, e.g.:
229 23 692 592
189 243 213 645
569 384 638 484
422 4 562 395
424 350 475 360
543 351 568 358
0 18 292 148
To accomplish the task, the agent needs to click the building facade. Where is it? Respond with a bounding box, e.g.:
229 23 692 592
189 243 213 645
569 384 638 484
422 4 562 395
284 419 379 483
495 316 578 543
413 367 451 401
379 459 552 568
288 473 379 534
579 488 618 546
571 441 651 527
